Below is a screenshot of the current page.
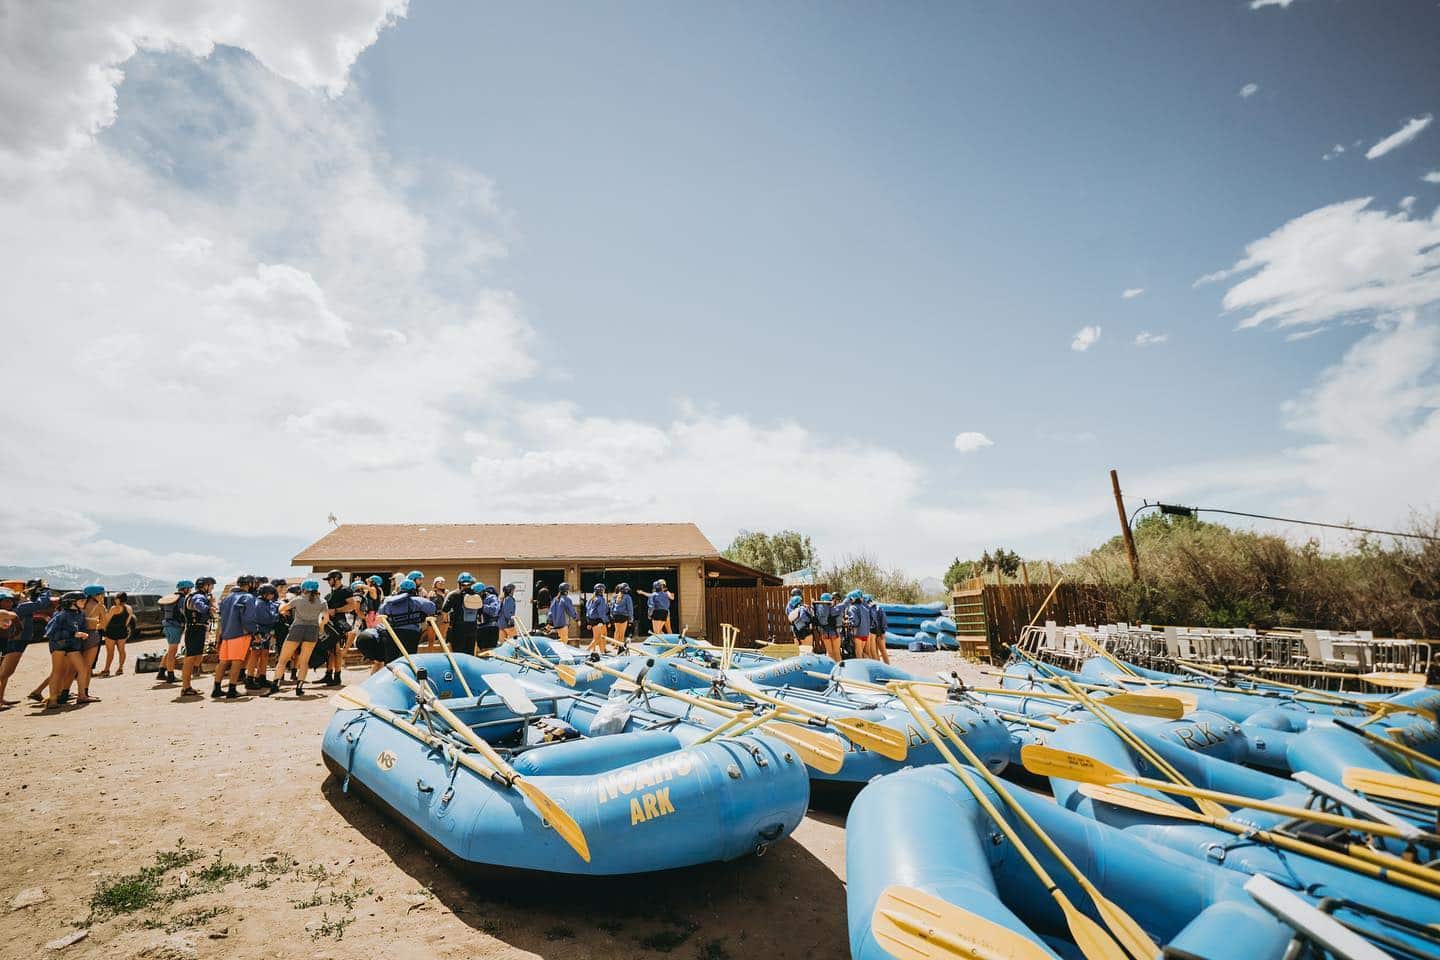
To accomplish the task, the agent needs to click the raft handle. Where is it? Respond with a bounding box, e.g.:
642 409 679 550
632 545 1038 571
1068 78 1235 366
417 779 434 794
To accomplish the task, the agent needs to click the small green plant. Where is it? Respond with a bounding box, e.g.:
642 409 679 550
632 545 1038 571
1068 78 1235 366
290 894 324 910
197 853 253 886
155 906 230 933
329 880 373 910
90 845 203 917
545 925 576 941
310 912 354 941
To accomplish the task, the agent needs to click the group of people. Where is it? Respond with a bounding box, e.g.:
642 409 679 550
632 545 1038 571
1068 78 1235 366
0 580 139 710
541 579 674 653
786 589 892 664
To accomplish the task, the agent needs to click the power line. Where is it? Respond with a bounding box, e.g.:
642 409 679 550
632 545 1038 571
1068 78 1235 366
1131 502 1440 543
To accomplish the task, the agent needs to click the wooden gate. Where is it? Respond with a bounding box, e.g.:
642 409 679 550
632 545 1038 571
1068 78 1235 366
705 583 829 646
961 583 1112 659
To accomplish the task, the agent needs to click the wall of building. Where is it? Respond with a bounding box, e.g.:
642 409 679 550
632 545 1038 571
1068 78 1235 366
680 558 706 637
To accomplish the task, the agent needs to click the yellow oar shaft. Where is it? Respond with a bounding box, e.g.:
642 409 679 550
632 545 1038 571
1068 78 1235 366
424 616 473 698
1076 632 1138 677
1336 720 1440 774
1061 679 1195 793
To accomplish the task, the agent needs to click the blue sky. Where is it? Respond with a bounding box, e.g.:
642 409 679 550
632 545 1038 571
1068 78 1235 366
2 0 1438 580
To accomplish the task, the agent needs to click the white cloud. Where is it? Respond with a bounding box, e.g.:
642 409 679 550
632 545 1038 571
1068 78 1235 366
1133 331 1169 346
952 432 995 453
1250 0 1294 7
1071 325 1102 351
1400 195 1417 212
0 0 408 172
1121 287 1145 299
1365 115 1434 160
1323 144 1346 161
1424 170 1440 184
1239 83 1260 99
1216 197 1440 330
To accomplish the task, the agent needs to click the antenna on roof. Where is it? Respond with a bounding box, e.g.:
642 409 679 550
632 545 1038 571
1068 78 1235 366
327 513 338 527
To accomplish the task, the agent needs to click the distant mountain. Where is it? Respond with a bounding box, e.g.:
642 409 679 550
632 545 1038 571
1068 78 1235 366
0 564 170 594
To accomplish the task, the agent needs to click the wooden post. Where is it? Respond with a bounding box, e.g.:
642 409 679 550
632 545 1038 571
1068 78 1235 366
1021 562 1030 589
1110 469 1141 581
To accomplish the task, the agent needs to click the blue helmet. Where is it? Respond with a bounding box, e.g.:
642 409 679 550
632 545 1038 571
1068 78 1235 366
367 575 383 586
82 584 106 597
787 595 801 609
301 579 320 592
457 572 475 585
471 583 487 595
617 583 629 593
407 570 424 582
0 589 15 603
558 582 570 594
593 582 606 593
399 578 418 593
790 587 802 596
862 593 874 603
819 592 832 602
176 579 195 590
846 589 863 601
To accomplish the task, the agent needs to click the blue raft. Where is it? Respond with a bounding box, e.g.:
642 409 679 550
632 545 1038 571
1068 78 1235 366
322 654 810 876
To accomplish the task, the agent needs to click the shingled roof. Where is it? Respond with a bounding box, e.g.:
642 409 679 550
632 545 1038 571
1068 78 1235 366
292 523 720 565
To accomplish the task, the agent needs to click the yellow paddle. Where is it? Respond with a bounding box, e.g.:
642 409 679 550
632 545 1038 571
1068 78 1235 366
899 687 1159 960
1335 719 1440 776
1021 744 1440 844
376 615 422 675
967 684 1192 720
1075 632 1138 678
891 688 1135 960
557 658 846 774
423 616 473 698
811 671 951 703
382 664 590 862
1342 767 1440 809
870 885 1055 960
667 660 908 761
1079 783 1440 899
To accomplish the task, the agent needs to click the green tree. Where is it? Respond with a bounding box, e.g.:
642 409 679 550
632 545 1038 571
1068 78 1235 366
980 547 1022 577
943 557 979 589
723 529 818 577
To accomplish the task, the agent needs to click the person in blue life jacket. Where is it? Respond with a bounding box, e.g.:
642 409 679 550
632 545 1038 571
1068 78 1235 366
812 593 840 662
212 575 256 699
786 594 815 649
841 589 872 660
584 583 611 654
865 594 891 664
547 582 578 640
608 583 634 646
156 580 193 685
405 570 425 598
242 583 281 692
440 572 479 656
175 577 215 697
498 583 518 641
639 578 673 636
41 592 95 709
375 578 436 660
475 583 501 652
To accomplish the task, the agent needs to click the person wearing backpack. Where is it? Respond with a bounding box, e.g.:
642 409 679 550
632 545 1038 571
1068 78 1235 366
787 594 814 648
812 593 839 662
440 572 480 656
584 583 610 654
866 594 891 664
156 580 192 684
475 583 502 652
608 583 634 647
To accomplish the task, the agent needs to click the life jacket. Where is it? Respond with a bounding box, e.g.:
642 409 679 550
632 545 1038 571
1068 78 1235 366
183 592 210 629
161 593 187 627
380 594 427 631
479 593 500 626
813 601 834 629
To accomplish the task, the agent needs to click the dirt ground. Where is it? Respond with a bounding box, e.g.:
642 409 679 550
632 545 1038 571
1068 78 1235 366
0 643 983 960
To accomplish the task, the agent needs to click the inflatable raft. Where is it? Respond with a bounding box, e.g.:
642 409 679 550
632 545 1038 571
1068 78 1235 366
322 654 810 876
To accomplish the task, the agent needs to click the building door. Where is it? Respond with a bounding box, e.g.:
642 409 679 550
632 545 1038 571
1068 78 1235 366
532 569 565 628
500 568 533 632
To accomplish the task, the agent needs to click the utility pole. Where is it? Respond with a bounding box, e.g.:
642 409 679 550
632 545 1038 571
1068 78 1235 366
1110 469 1140 581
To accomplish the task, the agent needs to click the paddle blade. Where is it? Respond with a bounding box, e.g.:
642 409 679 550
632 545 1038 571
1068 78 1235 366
1020 745 1125 786
1055 897 1132 960
512 777 591 863
1362 672 1426 691
1078 783 1207 823
833 716 909 761
1101 692 1191 719
871 886 1055 960
759 721 846 774
1342 767 1440 808
333 687 370 710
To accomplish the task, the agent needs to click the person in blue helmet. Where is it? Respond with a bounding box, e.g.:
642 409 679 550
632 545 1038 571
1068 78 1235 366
812 592 839 661
608 583 634 646
273 580 325 695
440 572 479 656
638 578 673 636
584 583 611 654
405 570 425 598
212 575 256 698
156 580 193 684
787 594 814 649
473 583 501 651
376 578 436 660
79 584 108 677
176 577 215 697
547 582 578 640
498 583 518 642
242 583 281 692
842 589 873 660
40 592 96 708
865 594 891 664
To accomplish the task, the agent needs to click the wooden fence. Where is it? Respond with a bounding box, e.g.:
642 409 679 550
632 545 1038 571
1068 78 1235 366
952 582 1113 660
706 583 829 646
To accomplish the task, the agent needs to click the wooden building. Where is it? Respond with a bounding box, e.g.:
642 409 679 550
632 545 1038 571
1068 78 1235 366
291 522 782 639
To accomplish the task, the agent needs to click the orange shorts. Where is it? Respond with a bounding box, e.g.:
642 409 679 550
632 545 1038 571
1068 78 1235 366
219 634 253 661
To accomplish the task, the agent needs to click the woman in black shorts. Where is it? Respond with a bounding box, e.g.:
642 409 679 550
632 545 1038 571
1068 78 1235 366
99 592 135 676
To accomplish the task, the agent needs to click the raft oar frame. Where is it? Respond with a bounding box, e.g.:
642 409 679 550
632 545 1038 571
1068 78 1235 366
1055 677 1231 821
870 884 1056 960
1021 744 1440 846
1078 783 1440 900
666 660 909 761
891 685 1148 960
376 619 591 862
423 616 473 699
555 657 846 774
1244 874 1393 960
